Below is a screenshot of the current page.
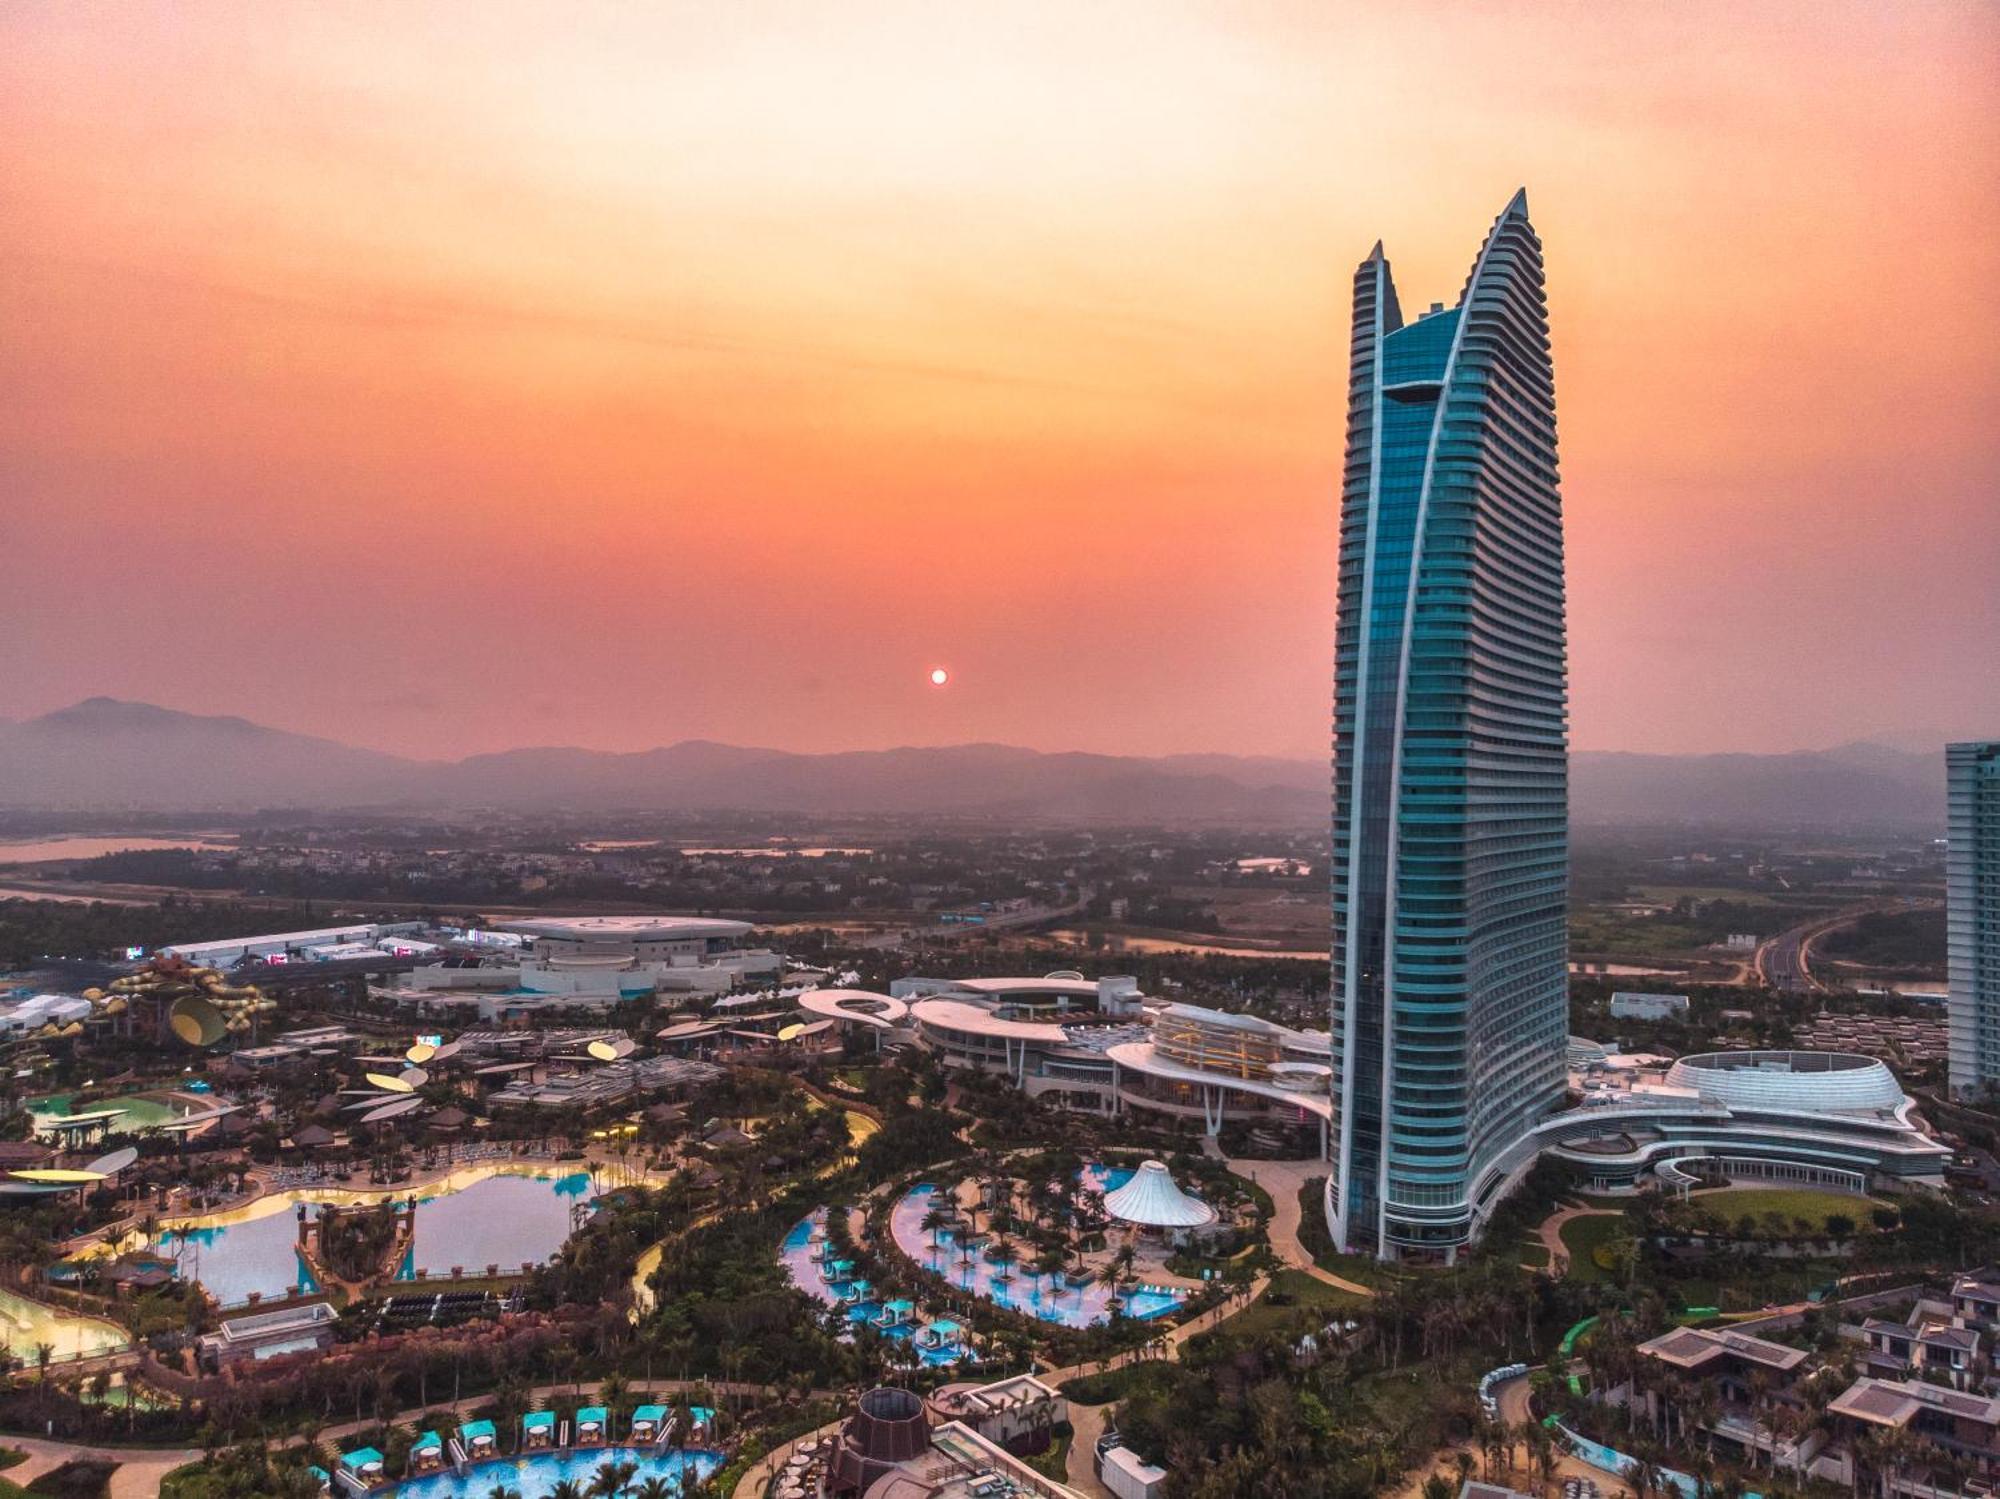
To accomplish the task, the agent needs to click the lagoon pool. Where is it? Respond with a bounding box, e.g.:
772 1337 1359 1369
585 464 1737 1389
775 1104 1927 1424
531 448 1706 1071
0 1287 128 1362
161 1169 600 1307
392 1447 722 1498
889 1183 1185 1328
30 1091 189 1137
780 1210 967 1365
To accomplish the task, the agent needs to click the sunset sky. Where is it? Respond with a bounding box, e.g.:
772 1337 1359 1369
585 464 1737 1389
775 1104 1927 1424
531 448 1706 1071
3 1 1995 762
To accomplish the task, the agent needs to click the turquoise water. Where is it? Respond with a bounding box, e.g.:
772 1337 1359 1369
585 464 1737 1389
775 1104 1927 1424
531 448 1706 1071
392 1447 721 1498
30 1091 184 1136
162 1171 599 1307
780 1210 966 1366
890 1180 1186 1327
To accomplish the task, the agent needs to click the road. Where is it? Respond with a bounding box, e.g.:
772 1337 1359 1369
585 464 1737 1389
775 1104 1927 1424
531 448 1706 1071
1755 899 1940 994
859 894 1093 951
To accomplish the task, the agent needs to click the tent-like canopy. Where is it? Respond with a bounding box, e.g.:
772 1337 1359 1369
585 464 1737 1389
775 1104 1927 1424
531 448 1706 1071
1101 1160 1218 1230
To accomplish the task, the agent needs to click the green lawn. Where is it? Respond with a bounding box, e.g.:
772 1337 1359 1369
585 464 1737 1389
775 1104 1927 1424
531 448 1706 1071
1021 1429 1074 1483
1519 1240 1551 1269
1685 1187 1878 1233
1226 1269 1366 1339
1558 1213 1628 1284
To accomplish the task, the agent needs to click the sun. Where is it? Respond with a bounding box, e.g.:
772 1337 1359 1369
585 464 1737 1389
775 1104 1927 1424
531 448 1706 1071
929 667 950 687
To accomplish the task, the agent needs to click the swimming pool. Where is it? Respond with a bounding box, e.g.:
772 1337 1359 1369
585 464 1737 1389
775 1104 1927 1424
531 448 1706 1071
160 1168 601 1307
391 1446 722 1498
889 1184 1185 1328
780 1210 968 1365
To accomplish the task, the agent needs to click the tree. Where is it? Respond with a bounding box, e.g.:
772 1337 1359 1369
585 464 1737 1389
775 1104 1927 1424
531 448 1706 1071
590 1457 640 1498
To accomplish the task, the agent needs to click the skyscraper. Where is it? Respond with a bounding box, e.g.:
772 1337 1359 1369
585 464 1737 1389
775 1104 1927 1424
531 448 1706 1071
1948 742 2000 1099
1328 191 1570 1260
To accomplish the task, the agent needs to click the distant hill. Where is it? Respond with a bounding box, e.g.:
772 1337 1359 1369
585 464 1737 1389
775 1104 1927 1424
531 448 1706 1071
0 699 1951 827
1569 743 1943 829
0 698 414 808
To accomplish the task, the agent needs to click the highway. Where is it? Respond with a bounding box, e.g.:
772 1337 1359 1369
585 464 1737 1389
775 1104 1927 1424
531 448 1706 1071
1753 899 1938 993
859 892 1092 951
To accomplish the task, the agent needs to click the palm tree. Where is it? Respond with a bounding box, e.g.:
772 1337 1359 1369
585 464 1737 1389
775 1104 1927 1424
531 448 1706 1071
590 1457 639 1498
634 1481 675 1499
549 1482 584 1499
487 1486 523 1499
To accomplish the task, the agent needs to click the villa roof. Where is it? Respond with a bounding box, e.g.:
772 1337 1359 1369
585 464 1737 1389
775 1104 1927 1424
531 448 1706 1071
1637 1326 1807 1373
1831 1377 2000 1428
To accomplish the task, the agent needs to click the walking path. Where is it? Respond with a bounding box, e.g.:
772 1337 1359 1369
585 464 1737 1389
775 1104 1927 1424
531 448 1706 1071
2 1435 200 1499
1222 1157 1376 1297
1535 1204 1621 1277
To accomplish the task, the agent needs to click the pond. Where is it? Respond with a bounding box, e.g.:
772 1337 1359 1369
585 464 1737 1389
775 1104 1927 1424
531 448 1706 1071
160 1167 601 1307
0 1287 128 1362
30 1091 194 1137
391 1447 722 1498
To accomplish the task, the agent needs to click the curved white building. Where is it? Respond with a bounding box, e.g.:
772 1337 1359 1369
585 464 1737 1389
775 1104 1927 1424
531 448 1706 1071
799 989 910 1033
908 986 1334 1152
1662 1051 1907 1113
1531 1047 1950 1195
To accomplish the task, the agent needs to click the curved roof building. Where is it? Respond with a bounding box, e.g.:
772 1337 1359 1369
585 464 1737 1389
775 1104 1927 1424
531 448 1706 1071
799 989 911 1032
1533 1047 1949 1194
1329 192 1570 1261
1663 1051 1906 1113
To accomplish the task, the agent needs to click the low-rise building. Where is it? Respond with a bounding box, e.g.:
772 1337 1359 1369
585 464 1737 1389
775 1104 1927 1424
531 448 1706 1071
1609 992 1690 1021
197 1300 339 1367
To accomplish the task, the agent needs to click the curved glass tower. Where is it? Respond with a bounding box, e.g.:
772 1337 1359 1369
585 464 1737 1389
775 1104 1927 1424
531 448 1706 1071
1328 191 1569 1260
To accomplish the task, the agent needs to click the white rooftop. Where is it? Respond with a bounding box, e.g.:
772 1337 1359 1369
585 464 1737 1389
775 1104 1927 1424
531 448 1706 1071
497 916 754 941
1102 1160 1217 1229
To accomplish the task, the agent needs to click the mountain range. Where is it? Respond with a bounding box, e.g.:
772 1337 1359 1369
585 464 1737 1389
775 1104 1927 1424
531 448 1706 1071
0 698 1951 827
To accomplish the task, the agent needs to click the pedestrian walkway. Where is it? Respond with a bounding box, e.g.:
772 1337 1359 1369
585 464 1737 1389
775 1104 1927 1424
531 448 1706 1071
1 1435 200 1499
1223 1157 1375 1297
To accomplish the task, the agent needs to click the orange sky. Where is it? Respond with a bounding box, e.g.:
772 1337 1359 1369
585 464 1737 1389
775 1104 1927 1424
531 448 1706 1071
3 1 1995 762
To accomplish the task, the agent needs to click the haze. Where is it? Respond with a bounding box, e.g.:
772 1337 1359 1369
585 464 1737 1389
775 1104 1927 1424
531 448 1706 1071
3 1 1995 762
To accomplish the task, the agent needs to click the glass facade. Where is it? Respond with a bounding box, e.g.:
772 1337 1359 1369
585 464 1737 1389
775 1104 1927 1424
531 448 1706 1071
1949 743 2000 1099
1329 192 1570 1258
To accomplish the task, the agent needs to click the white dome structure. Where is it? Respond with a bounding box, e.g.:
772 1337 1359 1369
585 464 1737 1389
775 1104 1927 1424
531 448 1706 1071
1663 1050 1905 1115
1102 1161 1217 1230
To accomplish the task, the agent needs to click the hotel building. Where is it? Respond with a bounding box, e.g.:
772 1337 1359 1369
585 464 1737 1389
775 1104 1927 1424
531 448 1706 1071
1949 742 2000 1098
1329 191 1571 1259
